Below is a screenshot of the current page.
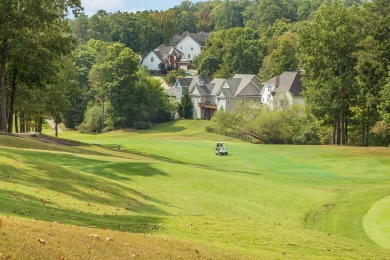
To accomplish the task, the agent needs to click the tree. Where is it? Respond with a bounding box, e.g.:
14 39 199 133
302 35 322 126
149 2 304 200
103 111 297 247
212 102 319 144
0 0 81 132
259 31 299 81
178 89 193 119
353 0 390 146
88 43 139 129
198 28 265 78
299 1 360 145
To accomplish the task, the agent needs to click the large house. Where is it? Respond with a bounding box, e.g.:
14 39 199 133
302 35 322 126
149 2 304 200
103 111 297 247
169 71 303 120
260 71 304 109
141 44 189 71
183 74 262 120
142 31 209 71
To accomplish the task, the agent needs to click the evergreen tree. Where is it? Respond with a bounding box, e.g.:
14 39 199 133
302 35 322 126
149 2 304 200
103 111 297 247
179 89 193 119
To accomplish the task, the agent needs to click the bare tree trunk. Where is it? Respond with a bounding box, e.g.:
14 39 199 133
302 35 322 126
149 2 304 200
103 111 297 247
20 113 25 133
37 117 43 133
0 39 9 132
55 121 58 138
14 111 18 133
7 62 18 133
341 111 345 145
336 115 341 145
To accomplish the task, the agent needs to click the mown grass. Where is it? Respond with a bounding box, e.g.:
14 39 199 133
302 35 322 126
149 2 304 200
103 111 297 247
1 120 390 259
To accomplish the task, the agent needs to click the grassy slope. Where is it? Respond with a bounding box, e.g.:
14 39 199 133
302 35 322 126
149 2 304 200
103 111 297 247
0 120 389 259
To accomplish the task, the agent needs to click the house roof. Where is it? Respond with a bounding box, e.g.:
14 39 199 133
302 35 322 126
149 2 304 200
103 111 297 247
153 44 184 63
270 71 303 97
209 78 225 96
177 77 194 87
169 31 210 47
233 74 262 96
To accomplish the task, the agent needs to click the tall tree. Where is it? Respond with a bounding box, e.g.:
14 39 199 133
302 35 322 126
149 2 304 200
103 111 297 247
299 1 360 145
0 0 81 132
354 0 390 145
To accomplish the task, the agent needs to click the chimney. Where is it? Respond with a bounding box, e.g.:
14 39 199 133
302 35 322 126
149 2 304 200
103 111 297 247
275 75 280 87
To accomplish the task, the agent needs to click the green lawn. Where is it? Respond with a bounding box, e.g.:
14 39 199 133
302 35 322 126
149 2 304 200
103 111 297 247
1 120 390 258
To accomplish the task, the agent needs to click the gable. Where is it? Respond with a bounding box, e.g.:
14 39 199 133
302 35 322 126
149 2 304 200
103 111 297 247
142 52 162 65
190 86 200 96
236 82 261 97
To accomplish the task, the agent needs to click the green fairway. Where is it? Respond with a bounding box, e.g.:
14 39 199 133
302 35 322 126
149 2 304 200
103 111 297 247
1 120 390 258
364 195 390 249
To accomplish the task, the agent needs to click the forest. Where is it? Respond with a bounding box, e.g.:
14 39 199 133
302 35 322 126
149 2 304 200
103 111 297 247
0 0 388 146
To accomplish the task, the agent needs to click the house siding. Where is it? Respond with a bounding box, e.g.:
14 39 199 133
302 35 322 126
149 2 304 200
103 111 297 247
141 52 162 71
176 36 202 62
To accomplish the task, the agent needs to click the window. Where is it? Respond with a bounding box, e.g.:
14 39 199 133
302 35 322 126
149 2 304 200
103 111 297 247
242 99 245 104
191 46 193 50
188 54 191 59
174 56 176 61
227 99 230 104
203 110 207 117
151 57 154 62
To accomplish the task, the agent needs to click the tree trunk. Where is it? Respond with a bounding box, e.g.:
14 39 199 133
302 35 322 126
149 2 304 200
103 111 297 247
55 121 58 138
14 111 18 133
37 117 43 133
340 111 346 145
336 115 341 145
0 39 9 132
332 117 337 145
20 113 25 133
7 62 18 133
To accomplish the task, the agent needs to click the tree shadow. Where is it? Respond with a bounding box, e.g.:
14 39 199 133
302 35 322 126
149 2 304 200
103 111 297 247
0 190 165 233
0 149 173 234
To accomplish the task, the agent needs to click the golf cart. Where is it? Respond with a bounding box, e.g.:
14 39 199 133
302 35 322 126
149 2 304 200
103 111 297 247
215 142 228 155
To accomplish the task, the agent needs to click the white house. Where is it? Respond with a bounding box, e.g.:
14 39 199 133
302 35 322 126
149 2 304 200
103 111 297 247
143 32 209 71
141 51 163 71
261 71 304 110
175 32 209 62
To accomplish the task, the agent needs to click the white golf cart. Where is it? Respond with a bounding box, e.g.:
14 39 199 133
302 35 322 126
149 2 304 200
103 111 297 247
215 142 228 155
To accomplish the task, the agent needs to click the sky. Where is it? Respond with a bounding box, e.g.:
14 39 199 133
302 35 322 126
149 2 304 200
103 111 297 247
81 0 207 16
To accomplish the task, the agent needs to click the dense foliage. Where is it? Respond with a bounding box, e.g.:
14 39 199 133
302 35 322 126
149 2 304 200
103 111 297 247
0 0 388 144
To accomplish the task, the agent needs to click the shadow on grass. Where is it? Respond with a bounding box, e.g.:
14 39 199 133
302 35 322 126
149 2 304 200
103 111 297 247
123 122 187 134
0 190 165 233
0 149 172 234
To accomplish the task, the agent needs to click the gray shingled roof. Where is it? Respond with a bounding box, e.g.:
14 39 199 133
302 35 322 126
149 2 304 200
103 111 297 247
169 31 210 47
271 71 302 97
177 77 194 87
233 74 262 96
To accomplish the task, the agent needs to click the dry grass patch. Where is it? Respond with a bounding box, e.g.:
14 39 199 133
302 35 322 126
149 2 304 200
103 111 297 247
0 216 248 259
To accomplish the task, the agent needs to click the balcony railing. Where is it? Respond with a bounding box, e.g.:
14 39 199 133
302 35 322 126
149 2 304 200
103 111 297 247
198 102 217 109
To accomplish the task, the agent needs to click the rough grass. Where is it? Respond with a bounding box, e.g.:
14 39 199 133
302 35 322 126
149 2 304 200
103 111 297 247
0 120 390 259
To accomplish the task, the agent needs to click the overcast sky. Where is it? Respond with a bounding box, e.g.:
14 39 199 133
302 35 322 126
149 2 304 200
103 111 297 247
81 0 207 16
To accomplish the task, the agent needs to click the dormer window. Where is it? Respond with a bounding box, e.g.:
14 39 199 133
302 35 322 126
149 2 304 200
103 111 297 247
151 57 154 62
